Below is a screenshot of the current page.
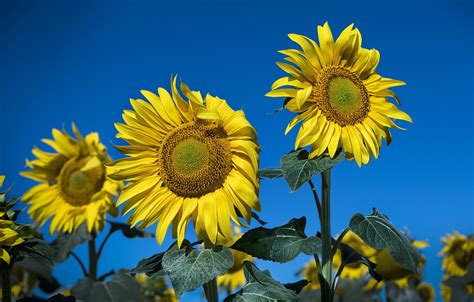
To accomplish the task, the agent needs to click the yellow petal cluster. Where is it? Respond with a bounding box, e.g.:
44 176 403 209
267 22 412 166
21 125 122 233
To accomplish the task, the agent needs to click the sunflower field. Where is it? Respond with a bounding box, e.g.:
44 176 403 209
1 1 472 302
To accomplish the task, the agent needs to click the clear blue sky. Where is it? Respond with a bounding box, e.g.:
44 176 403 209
1 1 472 301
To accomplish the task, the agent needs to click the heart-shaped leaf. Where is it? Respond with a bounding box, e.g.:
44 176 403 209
162 242 234 296
281 150 343 191
232 217 321 263
349 209 421 273
224 262 300 301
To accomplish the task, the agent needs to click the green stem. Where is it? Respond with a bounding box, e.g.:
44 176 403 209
320 168 333 302
1 262 11 302
88 235 98 281
203 278 218 302
202 240 218 302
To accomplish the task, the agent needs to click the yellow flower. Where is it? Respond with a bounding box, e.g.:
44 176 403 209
158 288 179 302
21 124 122 234
440 231 474 276
109 77 260 246
441 279 474 302
217 227 253 292
0 220 24 264
135 273 149 285
298 259 320 291
267 22 412 166
332 231 377 279
417 283 435 302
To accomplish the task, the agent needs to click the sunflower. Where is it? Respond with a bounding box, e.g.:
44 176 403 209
332 231 377 279
21 125 122 234
416 283 435 302
0 177 25 265
0 220 24 264
298 259 320 291
266 22 412 166
217 227 253 292
109 77 260 246
440 232 474 276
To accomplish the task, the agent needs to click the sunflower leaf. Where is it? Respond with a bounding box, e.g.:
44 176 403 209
231 217 321 263
349 209 421 273
132 252 165 277
89 271 141 302
71 271 141 302
162 242 234 296
108 221 154 239
15 238 55 268
258 168 283 179
281 149 344 191
51 223 91 263
224 262 300 302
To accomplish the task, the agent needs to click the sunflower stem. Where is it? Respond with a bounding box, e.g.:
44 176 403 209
202 240 219 302
88 235 98 281
320 168 333 302
1 262 11 302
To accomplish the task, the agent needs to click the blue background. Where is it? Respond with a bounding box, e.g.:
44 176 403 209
1 0 473 301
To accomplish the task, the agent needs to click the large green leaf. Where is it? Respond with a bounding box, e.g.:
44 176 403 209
281 149 344 191
132 252 165 277
258 168 282 179
70 271 141 302
162 242 234 296
89 271 141 302
224 262 300 302
15 238 55 268
232 217 321 263
349 209 421 272
52 223 91 263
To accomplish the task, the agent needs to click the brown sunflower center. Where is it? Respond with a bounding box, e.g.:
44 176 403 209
159 121 233 198
452 242 474 269
313 67 370 126
58 157 105 206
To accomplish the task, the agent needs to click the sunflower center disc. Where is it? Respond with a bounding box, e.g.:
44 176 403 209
453 246 472 269
58 157 105 206
172 138 209 175
159 121 233 198
314 67 370 126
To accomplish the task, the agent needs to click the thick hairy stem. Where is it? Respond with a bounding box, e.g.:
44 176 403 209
320 168 333 302
202 240 218 302
88 235 98 281
1 262 11 302
203 278 218 302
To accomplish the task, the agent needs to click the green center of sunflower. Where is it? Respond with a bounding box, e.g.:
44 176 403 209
172 138 210 175
313 67 370 126
159 121 233 198
328 78 362 113
58 157 105 206
68 170 90 191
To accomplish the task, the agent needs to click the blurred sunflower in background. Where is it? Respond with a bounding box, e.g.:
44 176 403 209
440 232 474 276
439 231 474 301
267 22 412 166
0 176 24 264
0 219 24 264
21 125 122 233
416 283 436 302
109 77 260 246
298 259 320 291
135 273 179 302
332 231 377 279
217 227 253 292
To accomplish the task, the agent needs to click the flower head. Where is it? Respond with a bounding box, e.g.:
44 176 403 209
109 77 260 246
440 231 474 276
267 22 412 166
21 125 122 234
